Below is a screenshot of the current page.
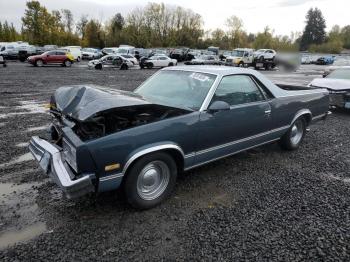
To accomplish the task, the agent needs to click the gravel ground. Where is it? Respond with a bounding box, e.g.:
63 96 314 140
0 62 350 261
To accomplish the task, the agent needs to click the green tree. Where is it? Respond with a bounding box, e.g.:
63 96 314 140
105 13 125 46
83 19 105 48
341 25 350 49
300 8 326 50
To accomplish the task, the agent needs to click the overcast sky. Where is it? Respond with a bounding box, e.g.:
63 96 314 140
0 0 348 36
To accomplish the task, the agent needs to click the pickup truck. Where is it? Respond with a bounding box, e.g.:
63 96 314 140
29 66 329 209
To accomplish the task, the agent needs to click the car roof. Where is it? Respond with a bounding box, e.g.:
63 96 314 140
162 65 257 76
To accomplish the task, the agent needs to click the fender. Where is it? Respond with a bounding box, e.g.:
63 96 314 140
290 109 312 126
122 142 185 175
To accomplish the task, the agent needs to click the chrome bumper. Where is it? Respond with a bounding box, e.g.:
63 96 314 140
29 136 95 199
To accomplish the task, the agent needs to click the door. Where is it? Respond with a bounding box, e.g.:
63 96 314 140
45 51 57 64
158 56 168 66
55 51 67 64
195 74 273 164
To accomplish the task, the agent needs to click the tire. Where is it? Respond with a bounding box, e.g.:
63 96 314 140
279 117 306 150
120 64 128 70
76 56 81 62
64 60 72 67
95 63 102 70
35 59 43 67
124 152 178 209
238 62 244 67
168 62 174 66
259 56 264 62
3 63 7 68
147 63 153 69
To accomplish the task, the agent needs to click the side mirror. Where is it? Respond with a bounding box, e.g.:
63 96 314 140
208 101 230 113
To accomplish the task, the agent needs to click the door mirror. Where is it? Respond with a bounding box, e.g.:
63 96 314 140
208 101 230 113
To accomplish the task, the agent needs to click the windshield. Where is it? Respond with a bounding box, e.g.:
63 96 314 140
135 70 217 110
231 50 245 57
327 69 350 80
116 48 129 54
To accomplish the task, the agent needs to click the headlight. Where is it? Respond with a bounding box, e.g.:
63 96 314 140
62 138 77 172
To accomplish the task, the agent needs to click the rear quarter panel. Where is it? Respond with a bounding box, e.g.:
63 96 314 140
269 90 329 129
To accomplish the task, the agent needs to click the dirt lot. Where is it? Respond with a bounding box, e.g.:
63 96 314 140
0 62 350 261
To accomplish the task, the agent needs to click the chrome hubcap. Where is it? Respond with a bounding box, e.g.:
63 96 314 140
137 161 170 200
290 121 303 145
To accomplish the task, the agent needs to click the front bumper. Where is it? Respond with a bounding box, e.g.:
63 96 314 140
29 136 95 199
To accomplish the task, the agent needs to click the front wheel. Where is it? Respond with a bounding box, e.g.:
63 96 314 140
279 118 306 150
120 64 128 70
35 59 43 67
124 152 178 209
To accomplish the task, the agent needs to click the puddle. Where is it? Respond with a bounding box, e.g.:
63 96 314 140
0 182 39 201
0 100 48 119
0 222 47 250
0 152 34 168
15 142 29 148
0 181 48 249
26 125 47 132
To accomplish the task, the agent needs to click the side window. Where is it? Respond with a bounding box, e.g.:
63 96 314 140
212 75 265 106
56 51 65 55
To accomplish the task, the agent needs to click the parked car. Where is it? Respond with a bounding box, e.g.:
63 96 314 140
315 56 335 65
120 54 139 65
323 58 350 77
0 54 6 67
185 55 221 65
254 49 276 61
88 54 133 70
220 51 233 61
101 47 119 55
301 55 312 64
225 48 255 67
17 45 38 62
27 50 74 67
29 66 329 209
82 48 102 60
309 68 350 109
140 55 177 69
0 43 18 59
60 46 82 62
43 45 58 51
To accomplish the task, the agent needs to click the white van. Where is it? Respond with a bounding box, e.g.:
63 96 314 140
61 46 82 61
116 45 135 55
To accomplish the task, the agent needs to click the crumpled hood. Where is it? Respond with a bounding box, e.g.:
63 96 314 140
54 85 151 121
309 78 350 91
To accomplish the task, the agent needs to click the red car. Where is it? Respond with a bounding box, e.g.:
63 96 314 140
27 50 74 67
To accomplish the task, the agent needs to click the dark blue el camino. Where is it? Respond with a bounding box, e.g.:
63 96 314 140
29 66 329 209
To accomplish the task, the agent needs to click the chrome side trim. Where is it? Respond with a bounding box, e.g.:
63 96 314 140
291 109 312 125
185 138 280 171
196 125 289 156
122 144 185 175
100 173 123 182
184 152 196 159
312 113 326 121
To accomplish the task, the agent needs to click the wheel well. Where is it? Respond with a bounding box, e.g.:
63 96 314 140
301 113 312 126
123 148 184 177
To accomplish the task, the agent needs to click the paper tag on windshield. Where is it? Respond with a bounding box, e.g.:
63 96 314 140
189 73 210 82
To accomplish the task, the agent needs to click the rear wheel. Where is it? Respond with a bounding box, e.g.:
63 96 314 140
124 152 178 209
76 56 81 62
64 60 72 67
35 59 43 67
238 61 244 67
147 62 153 69
168 62 174 66
279 117 306 150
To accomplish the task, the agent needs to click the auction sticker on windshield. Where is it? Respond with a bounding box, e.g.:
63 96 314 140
190 72 211 82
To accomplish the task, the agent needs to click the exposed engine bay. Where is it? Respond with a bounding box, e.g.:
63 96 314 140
71 105 190 141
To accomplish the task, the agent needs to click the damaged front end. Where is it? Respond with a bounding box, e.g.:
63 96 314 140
29 85 192 198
